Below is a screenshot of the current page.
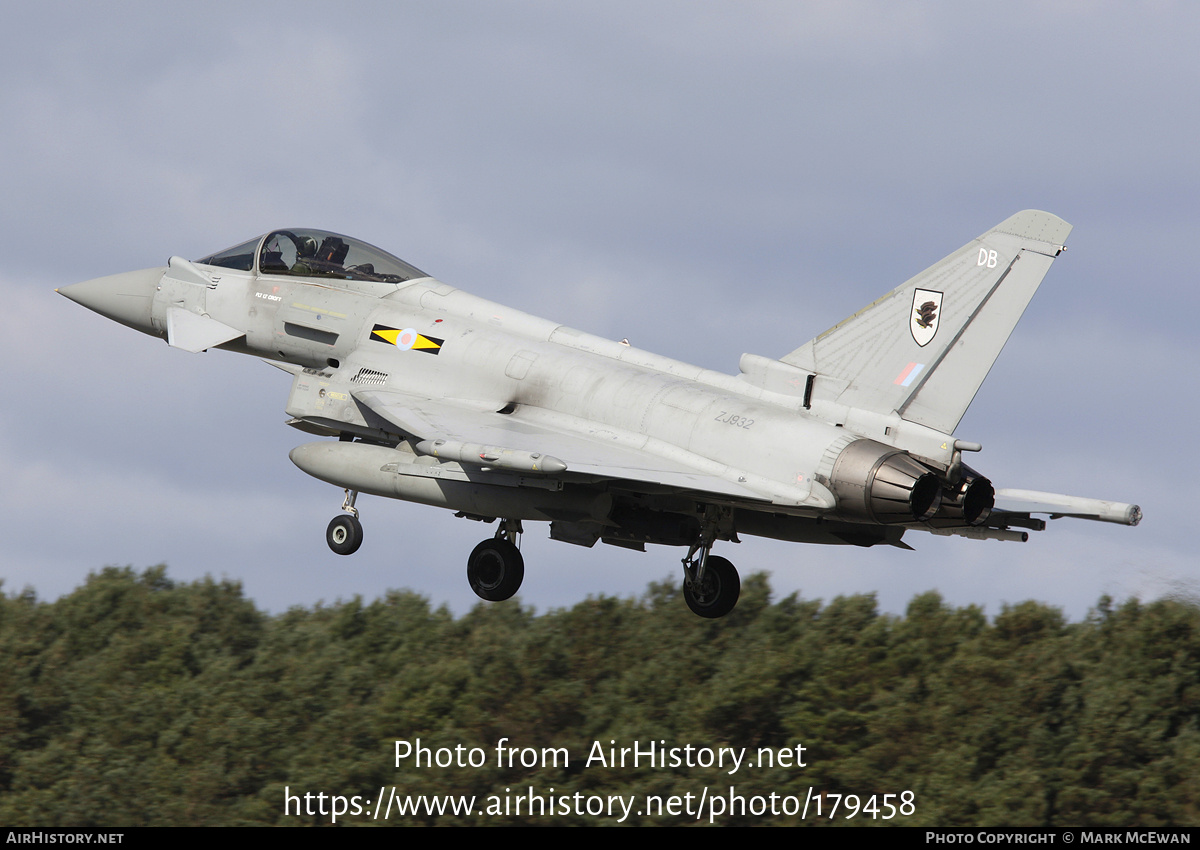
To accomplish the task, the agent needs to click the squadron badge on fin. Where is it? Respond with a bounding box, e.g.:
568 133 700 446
910 288 943 347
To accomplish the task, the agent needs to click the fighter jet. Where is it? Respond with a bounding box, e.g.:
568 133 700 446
59 211 1140 618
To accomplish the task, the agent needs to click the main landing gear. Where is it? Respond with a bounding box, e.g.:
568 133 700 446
681 523 740 619
326 489 363 556
324 493 736 617
467 519 525 602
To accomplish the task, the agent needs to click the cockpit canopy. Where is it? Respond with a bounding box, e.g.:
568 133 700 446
196 229 428 284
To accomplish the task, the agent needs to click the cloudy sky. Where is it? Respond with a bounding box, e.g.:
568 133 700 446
2 2 1195 621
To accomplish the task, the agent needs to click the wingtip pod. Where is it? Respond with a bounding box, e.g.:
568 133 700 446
993 489 1142 526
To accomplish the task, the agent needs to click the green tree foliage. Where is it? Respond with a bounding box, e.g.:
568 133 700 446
0 568 1197 826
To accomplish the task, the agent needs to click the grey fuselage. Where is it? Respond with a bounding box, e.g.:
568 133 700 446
224 264 864 540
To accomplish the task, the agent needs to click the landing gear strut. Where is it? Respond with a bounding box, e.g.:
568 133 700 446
681 512 740 618
326 489 363 556
467 519 525 602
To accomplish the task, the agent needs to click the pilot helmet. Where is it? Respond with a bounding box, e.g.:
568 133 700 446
296 235 318 259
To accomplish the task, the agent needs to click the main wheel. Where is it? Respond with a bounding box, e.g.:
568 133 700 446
467 538 525 601
683 555 740 619
326 514 363 556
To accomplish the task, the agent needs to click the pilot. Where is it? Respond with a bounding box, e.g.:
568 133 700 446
289 234 320 275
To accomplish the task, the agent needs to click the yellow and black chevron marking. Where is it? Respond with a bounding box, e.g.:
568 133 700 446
370 324 443 355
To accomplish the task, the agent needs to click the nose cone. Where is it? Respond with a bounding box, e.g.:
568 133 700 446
58 266 165 335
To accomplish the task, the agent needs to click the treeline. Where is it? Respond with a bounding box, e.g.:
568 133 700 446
0 566 1197 826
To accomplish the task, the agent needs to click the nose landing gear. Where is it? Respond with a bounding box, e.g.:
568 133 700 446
326 489 363 556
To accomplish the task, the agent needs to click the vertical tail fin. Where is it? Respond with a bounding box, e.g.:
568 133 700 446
781 210 1072 433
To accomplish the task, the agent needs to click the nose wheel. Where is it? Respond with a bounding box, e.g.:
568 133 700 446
326 489 363 556
327 514 363 555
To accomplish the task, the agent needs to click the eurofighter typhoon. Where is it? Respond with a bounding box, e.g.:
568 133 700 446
59 211 1140 618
